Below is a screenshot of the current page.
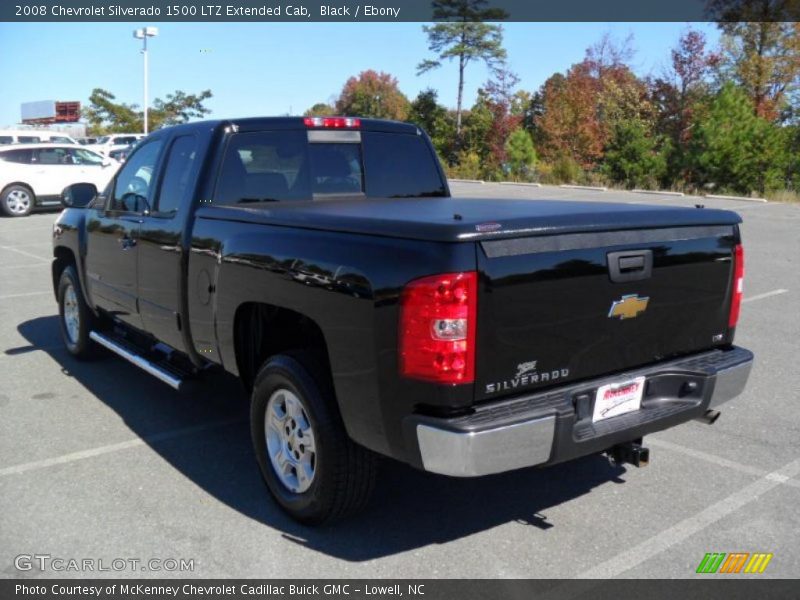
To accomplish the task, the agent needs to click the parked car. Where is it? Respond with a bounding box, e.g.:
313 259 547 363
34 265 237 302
53 116 752 524
108 145 134 163
0 129 80 145
78 137 99 145
0 144 118 216
87 134 145 156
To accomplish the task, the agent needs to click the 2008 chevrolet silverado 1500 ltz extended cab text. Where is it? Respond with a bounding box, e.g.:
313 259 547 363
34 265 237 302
52 117 753 524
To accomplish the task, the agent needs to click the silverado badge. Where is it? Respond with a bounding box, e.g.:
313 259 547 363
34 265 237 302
608 294 650 320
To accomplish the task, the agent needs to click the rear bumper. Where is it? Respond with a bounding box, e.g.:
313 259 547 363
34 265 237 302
405 346 753 477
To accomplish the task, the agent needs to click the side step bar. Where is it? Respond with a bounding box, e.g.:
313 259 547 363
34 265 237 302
89 331 183 390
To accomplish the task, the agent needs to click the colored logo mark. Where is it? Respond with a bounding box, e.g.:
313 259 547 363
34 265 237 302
696 552 773 574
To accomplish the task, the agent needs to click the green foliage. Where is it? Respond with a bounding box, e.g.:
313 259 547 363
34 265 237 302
690 83 788 194
335 70 410 120
418 1 508 134
304 103 336 116
408 89 456 162
504 128 537 180
83 87 212 135
602 121 666 189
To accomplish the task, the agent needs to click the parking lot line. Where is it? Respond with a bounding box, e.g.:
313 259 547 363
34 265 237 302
0 417 244 477
574 456 800 578
0 245 50 263
0 262 49 270
649 438 800 490
0 291 51 300
742 289 789 304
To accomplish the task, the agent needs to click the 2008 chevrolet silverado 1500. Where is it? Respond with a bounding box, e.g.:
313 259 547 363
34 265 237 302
52 116 753 523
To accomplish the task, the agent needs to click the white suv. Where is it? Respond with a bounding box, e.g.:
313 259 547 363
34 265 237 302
88 134 146 156
0 144 119 217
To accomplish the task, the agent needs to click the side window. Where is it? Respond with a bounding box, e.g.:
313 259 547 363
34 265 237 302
155 135 199 215
363 132 447 198
34 147 72 165
108 140 163 212
68 148 104 166
18 136 41 143
0 136 13 145
0 149 32 164
214 131 310 205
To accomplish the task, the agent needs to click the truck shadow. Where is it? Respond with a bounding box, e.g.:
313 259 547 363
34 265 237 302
17 315 628 563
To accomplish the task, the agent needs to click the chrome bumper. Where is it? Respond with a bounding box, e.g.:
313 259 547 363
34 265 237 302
708 358 753 408
414 350 753 477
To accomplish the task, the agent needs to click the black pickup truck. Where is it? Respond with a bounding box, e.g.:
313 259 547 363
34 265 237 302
52 116 753 523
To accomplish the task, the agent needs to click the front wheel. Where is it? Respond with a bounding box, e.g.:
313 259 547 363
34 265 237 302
250 353 376 524
57 265 96 359
0 185 35 217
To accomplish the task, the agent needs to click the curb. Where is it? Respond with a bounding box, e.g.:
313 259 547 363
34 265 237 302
631 189 685 197
498 181 543 188
704 194 768 203
449 179 485 184
559 184 608 192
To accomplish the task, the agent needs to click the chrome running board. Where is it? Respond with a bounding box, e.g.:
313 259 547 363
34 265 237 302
89 331 183 390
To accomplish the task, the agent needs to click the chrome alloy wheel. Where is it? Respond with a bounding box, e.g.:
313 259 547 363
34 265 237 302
5 189 32 215
265 388 317 493
62 282 80 344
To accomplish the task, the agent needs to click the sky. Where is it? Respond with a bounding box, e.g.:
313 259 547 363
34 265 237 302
0 22 720 128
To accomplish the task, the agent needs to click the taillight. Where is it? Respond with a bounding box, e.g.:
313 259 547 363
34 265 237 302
303 116 361 129
399 271 477 384
729 244 744 328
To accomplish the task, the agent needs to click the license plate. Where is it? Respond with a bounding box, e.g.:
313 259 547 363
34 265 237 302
592 376 645 422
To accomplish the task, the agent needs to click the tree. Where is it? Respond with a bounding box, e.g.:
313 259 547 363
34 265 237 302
505 128 537 180
690 83 788 194
83 87 213 135
602 121 666 189
149 89 213 130
83 88 141 135
716 20 800 120
417 0 507 137
482 64 522 174
408 89 456 161
650 28 719 184
334 70 410 120
304 102 336 117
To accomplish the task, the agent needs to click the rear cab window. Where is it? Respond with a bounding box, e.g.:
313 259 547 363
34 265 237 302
213 126 445 205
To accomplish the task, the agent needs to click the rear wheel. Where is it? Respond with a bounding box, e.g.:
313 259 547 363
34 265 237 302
250 353 376 524
57 265 96 359
0 185 35 217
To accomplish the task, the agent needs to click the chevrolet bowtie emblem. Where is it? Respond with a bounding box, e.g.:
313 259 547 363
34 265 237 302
608 294 650 320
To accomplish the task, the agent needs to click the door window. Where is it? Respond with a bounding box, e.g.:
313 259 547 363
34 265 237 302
68 148 104 165
155 135 199 215
108 140 163 212
33 147 75 165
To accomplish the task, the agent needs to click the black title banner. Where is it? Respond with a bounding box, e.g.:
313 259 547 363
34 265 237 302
3 579 800 600
3 0 800 22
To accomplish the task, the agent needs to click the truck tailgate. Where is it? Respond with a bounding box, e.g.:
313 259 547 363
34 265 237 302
476 224 739 401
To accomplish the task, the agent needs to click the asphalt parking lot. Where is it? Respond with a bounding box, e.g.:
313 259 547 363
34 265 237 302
1 184 798 579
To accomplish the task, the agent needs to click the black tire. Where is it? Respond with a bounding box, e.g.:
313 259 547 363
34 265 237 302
250 352 376 524
57 265 96 359
0 184 35 217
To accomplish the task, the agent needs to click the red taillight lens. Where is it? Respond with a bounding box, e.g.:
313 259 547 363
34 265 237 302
399 271 477 384
728 244 744 328
303 116 361 129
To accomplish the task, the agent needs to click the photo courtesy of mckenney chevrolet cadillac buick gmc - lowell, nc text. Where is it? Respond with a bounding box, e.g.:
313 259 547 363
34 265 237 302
50 115 752 524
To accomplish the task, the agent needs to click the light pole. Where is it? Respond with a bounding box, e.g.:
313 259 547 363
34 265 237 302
133 27 158 134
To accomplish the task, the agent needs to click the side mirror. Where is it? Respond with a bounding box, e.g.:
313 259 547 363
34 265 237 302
61 183 98 208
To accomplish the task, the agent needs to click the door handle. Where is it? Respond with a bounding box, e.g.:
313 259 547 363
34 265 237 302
607 250 653 283
118 235 137 250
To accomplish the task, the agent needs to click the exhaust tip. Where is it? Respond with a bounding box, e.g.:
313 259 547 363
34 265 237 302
695 409 721 425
